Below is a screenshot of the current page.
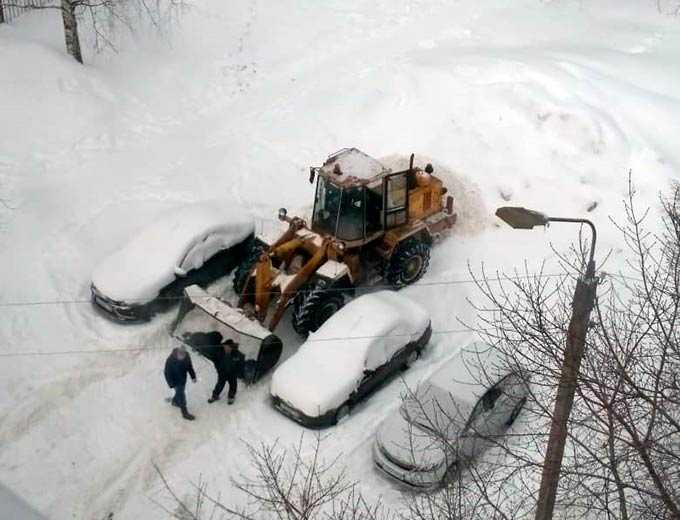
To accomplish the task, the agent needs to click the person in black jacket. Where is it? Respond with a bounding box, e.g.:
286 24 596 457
208 339 245 405
164 346 197 420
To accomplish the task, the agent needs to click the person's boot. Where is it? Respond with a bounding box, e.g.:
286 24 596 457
227 396 235 405
181 407 195 421
207 396 219 404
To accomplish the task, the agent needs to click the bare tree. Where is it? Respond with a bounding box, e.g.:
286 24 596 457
1 1 88 62
1 0 186 63
467 179 680 519
154 434 392 520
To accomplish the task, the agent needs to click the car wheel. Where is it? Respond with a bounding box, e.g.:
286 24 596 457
506 397 527 426
403 349 419 370
440 460 461 488
334 403 351 425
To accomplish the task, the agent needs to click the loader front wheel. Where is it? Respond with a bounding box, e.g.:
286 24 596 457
386 239 431 288
292 281 345 337
232 239 268 295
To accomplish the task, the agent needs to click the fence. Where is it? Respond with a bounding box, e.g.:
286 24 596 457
0 0 56 24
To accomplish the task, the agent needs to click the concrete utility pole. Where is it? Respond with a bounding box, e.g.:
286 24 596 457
534 254 597 520
495 207 598 520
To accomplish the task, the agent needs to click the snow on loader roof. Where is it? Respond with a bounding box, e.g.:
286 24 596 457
318 148 391 181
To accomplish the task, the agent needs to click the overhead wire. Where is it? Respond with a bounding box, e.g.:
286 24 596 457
0 327 474 358
0 272 641 358
0 271 640 308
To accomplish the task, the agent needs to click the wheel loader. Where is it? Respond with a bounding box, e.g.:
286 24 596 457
172 148 456 383
234 148 457 337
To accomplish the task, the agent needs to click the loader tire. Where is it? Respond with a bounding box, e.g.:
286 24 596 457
386 239 431 288
292 281 345 337
232 240 268 295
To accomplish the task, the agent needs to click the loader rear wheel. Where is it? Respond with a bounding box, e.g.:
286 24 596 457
232 240 268 295
386 239 431 288
292 281 345 337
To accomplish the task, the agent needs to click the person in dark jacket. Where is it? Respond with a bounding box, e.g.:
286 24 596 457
164 346 197 420
208 339 245 405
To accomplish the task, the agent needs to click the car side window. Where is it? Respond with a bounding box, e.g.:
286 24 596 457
481 387 502 412
470 387 503 422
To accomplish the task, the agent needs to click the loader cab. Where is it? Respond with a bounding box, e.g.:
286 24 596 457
312 176 366 241
311 171 411 242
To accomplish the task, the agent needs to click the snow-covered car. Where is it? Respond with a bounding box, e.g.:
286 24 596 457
270 291 432 428
373 343 529 488
91 201 254 321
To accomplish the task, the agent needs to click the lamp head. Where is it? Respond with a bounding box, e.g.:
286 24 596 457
495 206 549 229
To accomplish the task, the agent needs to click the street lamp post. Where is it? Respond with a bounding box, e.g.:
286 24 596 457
495 206 598 520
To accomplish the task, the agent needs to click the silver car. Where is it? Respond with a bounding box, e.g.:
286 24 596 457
373 343 528 488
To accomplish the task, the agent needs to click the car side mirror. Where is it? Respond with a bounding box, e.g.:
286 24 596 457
174 266 188 277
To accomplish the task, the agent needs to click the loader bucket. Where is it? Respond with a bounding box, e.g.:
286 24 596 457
171 285 283 383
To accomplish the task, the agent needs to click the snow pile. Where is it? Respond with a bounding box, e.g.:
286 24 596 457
380 153 488 235
91 201 253 302
270 291 430 417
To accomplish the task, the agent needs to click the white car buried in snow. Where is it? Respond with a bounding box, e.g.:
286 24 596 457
91 201 254 321
373 343 529 488
270 291 432 428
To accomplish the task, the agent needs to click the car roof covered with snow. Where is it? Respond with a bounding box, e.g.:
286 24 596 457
318 148 391 183
91 201 254 303
270 291 430 417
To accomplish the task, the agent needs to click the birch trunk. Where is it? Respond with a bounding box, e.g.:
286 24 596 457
61 0 83 63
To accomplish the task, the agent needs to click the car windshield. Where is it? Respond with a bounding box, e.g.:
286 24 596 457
312 177 364 240
400 383 465 436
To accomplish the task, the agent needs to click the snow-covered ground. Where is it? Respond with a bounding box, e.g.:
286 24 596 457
0 0 679 518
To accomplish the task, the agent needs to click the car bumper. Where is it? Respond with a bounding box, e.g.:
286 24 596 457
372 441 442 489
90 286 150 322
271 395 337 429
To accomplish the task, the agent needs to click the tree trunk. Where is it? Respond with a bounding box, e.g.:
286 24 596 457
61 0 83 64
0 1 6 24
